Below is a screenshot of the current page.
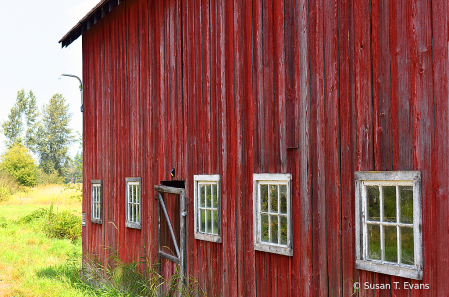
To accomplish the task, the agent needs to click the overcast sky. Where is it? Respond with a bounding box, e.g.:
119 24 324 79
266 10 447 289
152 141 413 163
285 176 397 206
0 0 99 157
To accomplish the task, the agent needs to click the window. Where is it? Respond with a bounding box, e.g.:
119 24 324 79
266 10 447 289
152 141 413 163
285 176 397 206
194 175 221 243
253 173 292 256
126 177 141 229
91 180 102 224
355 171 422 280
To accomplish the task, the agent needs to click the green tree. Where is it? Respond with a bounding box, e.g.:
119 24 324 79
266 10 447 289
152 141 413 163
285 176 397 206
1 89 39 150
35 94 74 177
0 143 38 186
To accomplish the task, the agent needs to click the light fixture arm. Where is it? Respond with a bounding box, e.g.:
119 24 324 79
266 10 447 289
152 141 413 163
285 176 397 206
61 74 83 112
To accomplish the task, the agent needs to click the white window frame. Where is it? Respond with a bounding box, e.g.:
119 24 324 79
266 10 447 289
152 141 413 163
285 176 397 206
194 175 222 243
91 180 102 224
253 173 292 257
355 171 422 280
125 177 141 229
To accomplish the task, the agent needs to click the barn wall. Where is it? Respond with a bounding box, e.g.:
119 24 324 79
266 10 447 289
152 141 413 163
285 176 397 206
81 0 449 295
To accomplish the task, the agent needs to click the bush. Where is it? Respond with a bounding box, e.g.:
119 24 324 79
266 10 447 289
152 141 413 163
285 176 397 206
0 143 38 186
0 216 7 228
18 207 48 224
37 169 63 185
43 204 82 241
0 171 19 202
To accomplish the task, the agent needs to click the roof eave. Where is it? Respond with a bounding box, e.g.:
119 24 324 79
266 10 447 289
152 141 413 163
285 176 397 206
59 0 124 48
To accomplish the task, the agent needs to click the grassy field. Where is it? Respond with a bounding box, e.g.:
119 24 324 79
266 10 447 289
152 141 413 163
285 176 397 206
0 184 85 297
0 185 204 297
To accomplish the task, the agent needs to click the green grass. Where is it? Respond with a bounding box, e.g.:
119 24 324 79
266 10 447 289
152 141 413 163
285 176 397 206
0 184 203 296
0 184 85 296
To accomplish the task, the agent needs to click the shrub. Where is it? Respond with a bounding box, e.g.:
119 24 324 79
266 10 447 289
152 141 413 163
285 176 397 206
0 186 10 202
43 204 82 241
0 171 19 202
37 169 63 185
18 207 48 224
0 143 38 186
0 216 7 228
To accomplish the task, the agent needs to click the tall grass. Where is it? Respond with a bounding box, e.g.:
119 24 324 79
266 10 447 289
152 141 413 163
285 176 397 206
5 184 82 207
0 171 19 202
78 251 205 297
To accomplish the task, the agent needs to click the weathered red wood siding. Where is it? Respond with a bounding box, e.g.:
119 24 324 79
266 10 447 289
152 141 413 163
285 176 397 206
81 0 448 295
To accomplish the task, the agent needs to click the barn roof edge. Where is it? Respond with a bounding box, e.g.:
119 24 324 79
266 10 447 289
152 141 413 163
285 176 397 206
59 0 123 48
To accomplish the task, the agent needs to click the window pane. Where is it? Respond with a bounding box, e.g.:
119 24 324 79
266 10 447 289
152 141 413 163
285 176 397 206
383 186 396 222
280 215 287 245
212 183 218 208
261 214 269 242
367 186 380 221
200 185 206 207
200 209 206 232
133 203 136 222
128 196 131 222
206 210 212 233
384 226 398 262
261 185 268 212
132 185 136 203
270 185 278 212
280 185 287 214
368 224 381 260
131 202 134 222
98 187 101 202
401 227 414 265
213 210 219 235
400 186 413 224
271 215 278 244
206 185 212 208
136 186 140 203
136 204 140 223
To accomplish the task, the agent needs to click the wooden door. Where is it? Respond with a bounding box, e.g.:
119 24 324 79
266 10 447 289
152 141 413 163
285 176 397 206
155 185 186 290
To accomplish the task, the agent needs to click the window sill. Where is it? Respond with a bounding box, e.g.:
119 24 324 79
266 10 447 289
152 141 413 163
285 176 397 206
254 242 293 257
125 222 141 229
195 232 222 243
91 219 102 224
356 259 422 280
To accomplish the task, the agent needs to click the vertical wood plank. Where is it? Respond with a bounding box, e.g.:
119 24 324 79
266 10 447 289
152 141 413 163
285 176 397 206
216 0 228 293
354 0 374 295
234 0 247 295
390 0 413 171
372 0 393 171
117 1 127 263
251 1 264 295
389 0 414 293
413 0 436 296
324 0 341 294
274 0 289 295
296 0 313 295
309 0 328 294
93 19 103 262
82 27 91 263
225 0 237 295
372 0 393 294
339 0 357 295
102 14 112 265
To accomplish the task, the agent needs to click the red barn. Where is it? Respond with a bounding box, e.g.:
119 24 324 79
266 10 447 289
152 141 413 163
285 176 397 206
60 0 449 295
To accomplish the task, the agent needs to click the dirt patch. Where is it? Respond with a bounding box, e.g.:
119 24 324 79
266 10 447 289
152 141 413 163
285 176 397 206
0 275 12 296
0 264 13 296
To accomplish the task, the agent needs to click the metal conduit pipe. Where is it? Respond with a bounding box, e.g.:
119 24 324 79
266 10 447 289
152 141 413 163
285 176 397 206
61 74 83 112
